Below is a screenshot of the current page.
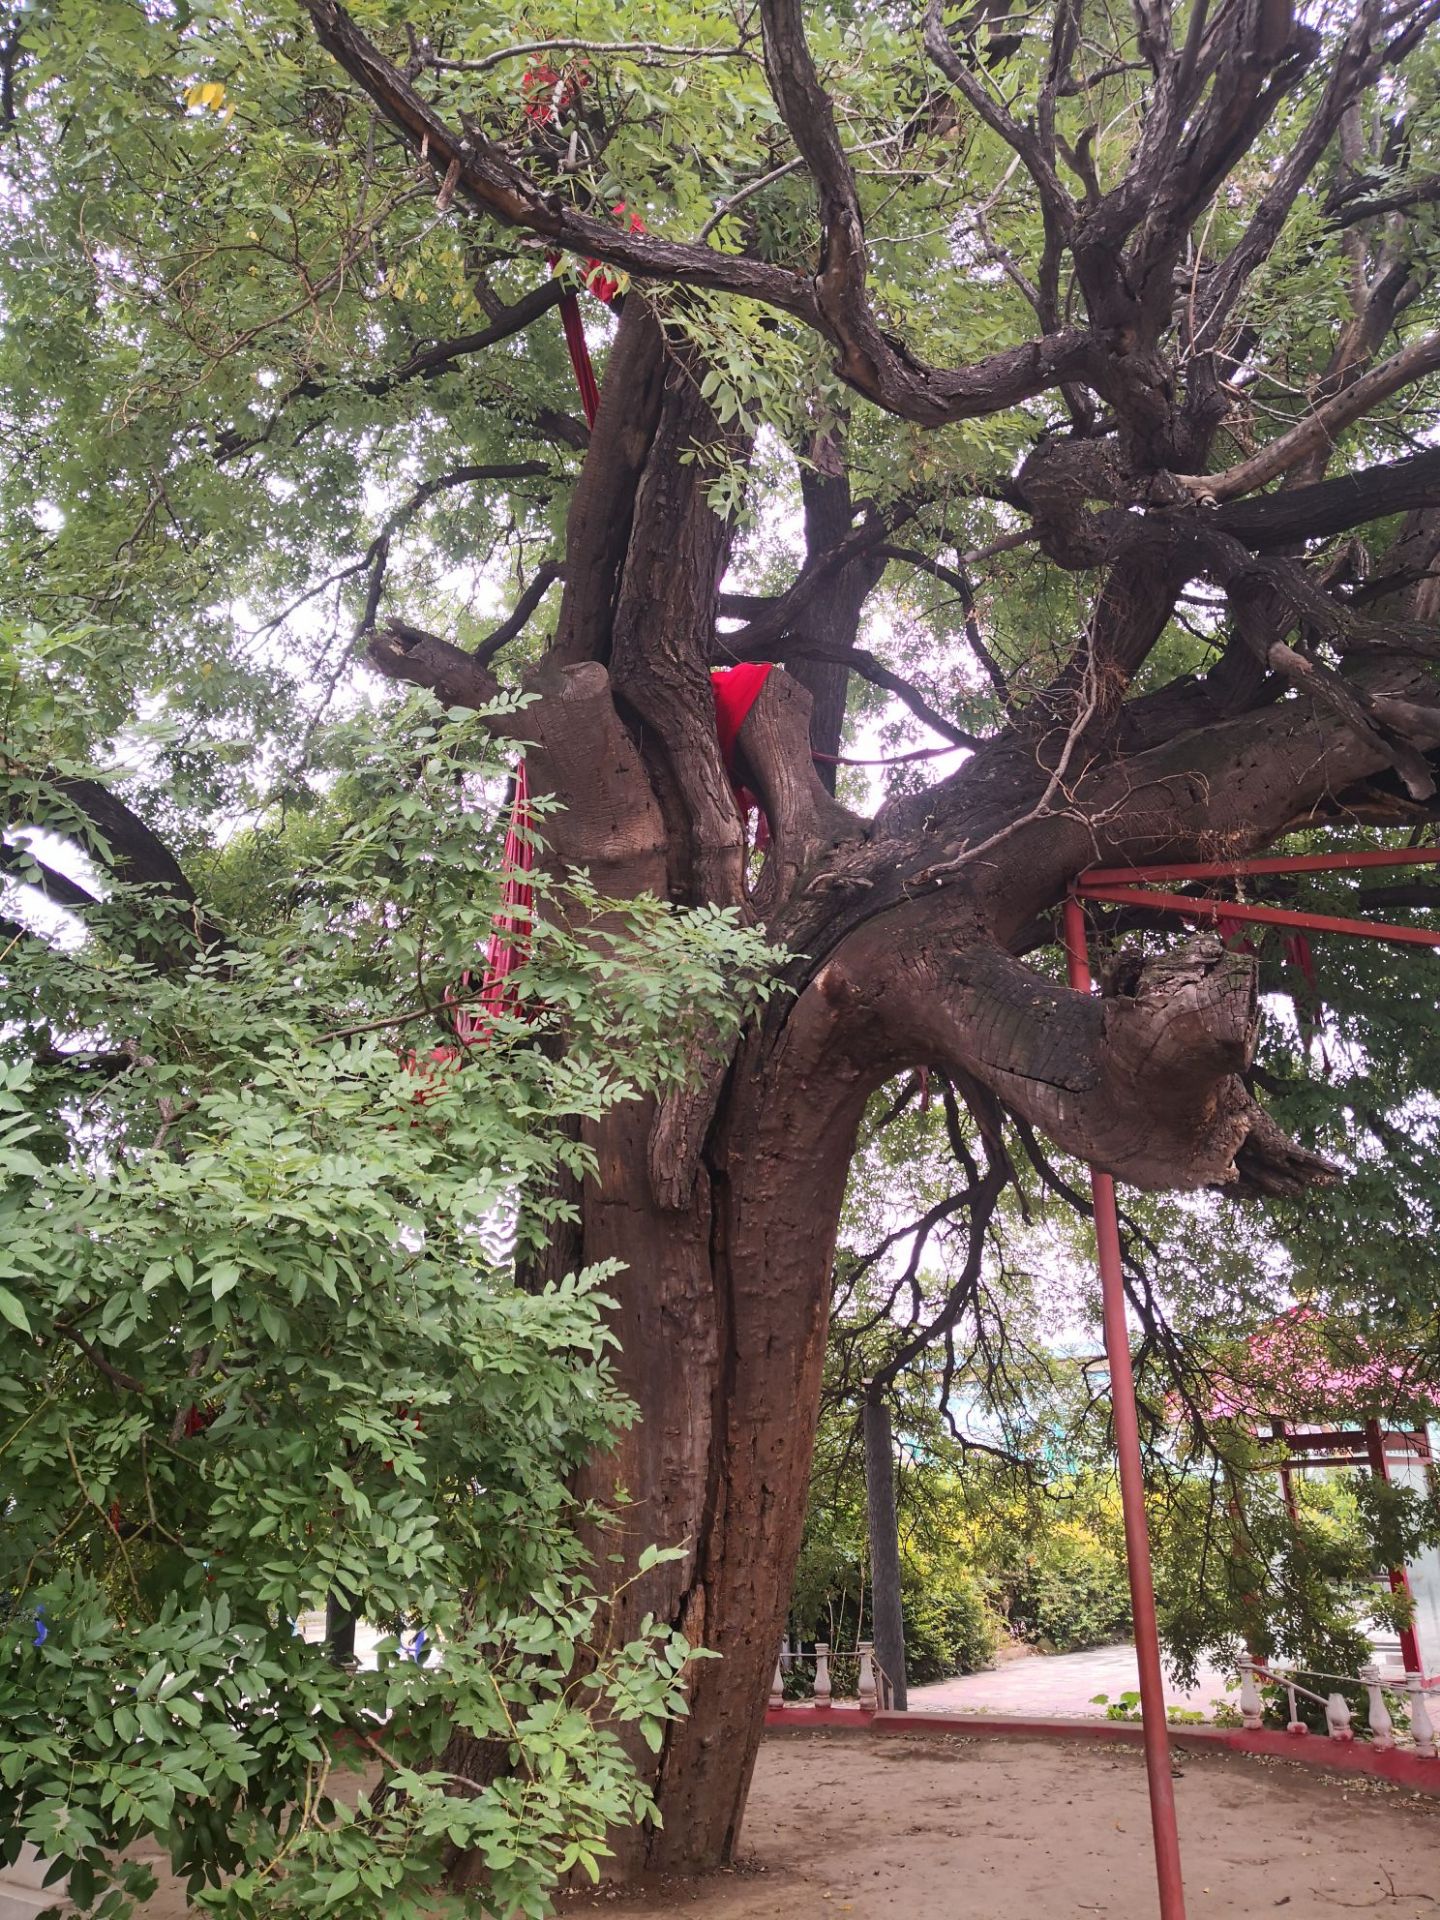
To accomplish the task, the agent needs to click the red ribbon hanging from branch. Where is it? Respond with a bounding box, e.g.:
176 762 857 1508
557 291 601 430
454 762 535 1044
451 192 643 1043
549 201 645 432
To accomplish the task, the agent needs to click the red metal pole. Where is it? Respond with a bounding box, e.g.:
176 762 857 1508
1064 895 1187 1920
1273 1419 1300 1527
1364 1419 1424 1676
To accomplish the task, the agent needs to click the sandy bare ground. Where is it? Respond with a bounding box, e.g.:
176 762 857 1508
566 1733 1440 1920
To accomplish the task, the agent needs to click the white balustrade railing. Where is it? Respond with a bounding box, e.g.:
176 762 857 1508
1237 1653 1437 1755
770 1641 894 1713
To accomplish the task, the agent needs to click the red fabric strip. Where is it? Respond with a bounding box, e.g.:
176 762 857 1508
558 291 601 430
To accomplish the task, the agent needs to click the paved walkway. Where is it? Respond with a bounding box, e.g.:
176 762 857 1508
909 1642 1231 1718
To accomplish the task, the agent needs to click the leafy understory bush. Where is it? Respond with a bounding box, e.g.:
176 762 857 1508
1090 1692 1216 1726
997 1531 1133 1655
901 1569 999 1683
0 694 777 1918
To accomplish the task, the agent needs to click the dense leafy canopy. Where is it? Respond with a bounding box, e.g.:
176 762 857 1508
0 678 774 1917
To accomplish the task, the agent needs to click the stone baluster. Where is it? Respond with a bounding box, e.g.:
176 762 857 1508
1360 1664 1395 1750
1407 1672 1436 1758
1283 1676 1306 1736
1238 1654 1264 1730
770 1653 785 1711
814 1641 832 1709
858 1641 878 1712
1325 1691 1354 1742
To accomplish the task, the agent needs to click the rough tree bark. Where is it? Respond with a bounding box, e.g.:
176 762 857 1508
299 0 1440 1878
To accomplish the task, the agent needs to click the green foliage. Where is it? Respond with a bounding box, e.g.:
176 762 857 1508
985 1513 1133 1656
790 1402 1002 1686
0 685 776 1918
1150 1449 1437 1697
1090 1693 1212 1727
900 1571 998 1685
795 1387 1131 1681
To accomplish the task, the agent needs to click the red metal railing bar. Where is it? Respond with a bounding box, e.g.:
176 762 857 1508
1073 884 1440 949
1078 848 1440 885
1279 1429 1431 1455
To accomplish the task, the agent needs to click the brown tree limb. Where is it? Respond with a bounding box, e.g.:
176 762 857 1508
0 843 102 917
922 0 1074 233
1188 0 1434 356
355 463 556 635
866 1156 1009 1389
427 35 752 75
55 1326 148 1395
1332 170 1440 226
880 544 1015 709
1209 445 1440 548
472 560 564 667
733 668 865 911
28 779 223 953
1182 331 1440 502
782 643 979 749
717 509 910 660
215 279 572 461
367 618 503 710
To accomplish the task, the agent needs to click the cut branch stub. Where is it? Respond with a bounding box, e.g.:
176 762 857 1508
1005 933 1339 1193
367 619 502 711
1035 933 1314 1190
522 660 668 893
831 917 1338 1195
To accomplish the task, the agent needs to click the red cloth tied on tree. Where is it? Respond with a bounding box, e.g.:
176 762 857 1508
711 663 775 846
558 292 601 429
1282 930 1330 1073
521 61 587 124
407 766 534 1096
551 205 647 429
525 48 646 423
584 204 646 305
1216 914 1329 1075
1215 913 1256 955
710 663 775 772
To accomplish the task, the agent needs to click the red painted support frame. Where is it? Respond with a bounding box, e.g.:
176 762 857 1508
1365 1418 1426 1679
1063 844 1440 1920
1063 897 1188 1920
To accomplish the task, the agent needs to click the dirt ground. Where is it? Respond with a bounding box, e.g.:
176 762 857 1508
567 1733 1440 1920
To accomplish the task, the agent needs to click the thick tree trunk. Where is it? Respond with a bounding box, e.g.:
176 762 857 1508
569 1024 870 1871
862 1390 909 1712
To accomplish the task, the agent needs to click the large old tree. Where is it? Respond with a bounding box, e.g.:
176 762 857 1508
6 0 1440 1881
